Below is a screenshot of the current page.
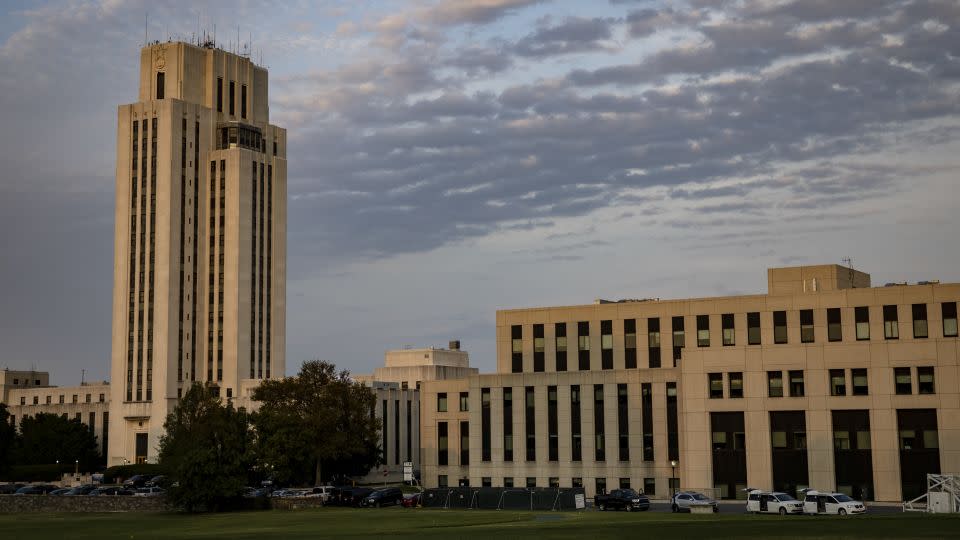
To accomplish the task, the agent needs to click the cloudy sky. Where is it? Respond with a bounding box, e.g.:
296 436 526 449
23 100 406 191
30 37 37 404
1 0 959 384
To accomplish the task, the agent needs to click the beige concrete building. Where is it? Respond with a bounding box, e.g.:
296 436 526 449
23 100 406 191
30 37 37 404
417 265 959 502
108 40 286 465
2 370 110 457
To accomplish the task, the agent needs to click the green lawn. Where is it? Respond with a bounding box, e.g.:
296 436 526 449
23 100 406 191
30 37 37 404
2 508 958 539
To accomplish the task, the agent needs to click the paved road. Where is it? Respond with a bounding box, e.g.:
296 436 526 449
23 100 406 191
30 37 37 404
639 501 903 515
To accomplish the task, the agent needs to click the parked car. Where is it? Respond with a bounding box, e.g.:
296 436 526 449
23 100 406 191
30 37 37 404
14 485 58 495
671 491 719 513
49 488 72 496
339 487 374 507
134 487 166 497
0 484 25 494
363 487 404 508
594 489 650 511
306 485 336 503
801 490 866 515
64 485 99 496
89 486 134 496
145 475 168 488
745 489 804 515
401 493 421 508
123 475 150 489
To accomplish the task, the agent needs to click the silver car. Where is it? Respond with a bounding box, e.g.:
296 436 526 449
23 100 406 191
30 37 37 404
671 491 719 513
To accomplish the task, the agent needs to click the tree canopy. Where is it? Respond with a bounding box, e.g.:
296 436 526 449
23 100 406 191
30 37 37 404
252 360 382 486
0 404 15 477
14 412 100 470
158 383 253 512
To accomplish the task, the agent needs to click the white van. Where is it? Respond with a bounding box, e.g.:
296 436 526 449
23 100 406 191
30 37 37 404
745 489 804 515
307 485 337 503
801 490 866 515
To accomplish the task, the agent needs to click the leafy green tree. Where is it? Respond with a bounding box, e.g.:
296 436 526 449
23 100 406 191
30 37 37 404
14 412 100 470
158 383 253 512
0 404 16 476
252 360 381 486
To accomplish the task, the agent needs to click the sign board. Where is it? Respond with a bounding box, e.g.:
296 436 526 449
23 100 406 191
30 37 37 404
403 461 413 482
574 493 586 509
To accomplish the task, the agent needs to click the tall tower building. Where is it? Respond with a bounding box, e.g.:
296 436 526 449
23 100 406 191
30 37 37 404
108 41 286 464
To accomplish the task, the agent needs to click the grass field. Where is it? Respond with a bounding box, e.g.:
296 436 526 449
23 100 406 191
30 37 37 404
3 508 959 539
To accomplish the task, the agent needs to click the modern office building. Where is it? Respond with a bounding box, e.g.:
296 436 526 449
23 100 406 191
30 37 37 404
418 264 959 503
1 370 111 458
107 40 286 465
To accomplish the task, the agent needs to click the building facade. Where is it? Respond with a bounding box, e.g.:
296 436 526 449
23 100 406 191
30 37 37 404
108 41 286 465
419 265 959 502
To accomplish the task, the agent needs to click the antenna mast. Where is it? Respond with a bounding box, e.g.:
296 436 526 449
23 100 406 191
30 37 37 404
842 257 854 288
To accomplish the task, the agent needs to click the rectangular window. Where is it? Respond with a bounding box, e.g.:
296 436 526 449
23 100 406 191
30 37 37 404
729 372 743 398
852 368 869 396
571 385 582 461
648 317 661 368
830 369 847 396
619 478 631 490
641 383 654 461
481 388 491 461
460 421 469 466
672 316 684 367
503 387 513 462
912 304 928 339
482 477 492 488
459 392 469 412
241 84 247 118
438 475 448 488
503 477 513 488
548 386 558 461
747 312 761 345
800 309 814 343
722 313 735 346
577 321 590 370
511 325 523 373
525 386 536 461
644 478 656 496
601 320 613 369
773 311 787 344
894 367 912 395
617 384 629 461
216 77 223 112
555 322 567 371
596 478 607 496
549 477 560 488
827 308 842 342
155 72 164 100
696 314 710 347
594 384 605 462
708 373 724 399
855 306 870 340
883 305 899 339
437 393 447 412
666 382 679 461
437 422 448 466
572 477 583 488
918 367 935 394
943 302 958 337
789 370 805 397
624 319 637 368
768 371 784 397
229 81 235 115
533 324 545 372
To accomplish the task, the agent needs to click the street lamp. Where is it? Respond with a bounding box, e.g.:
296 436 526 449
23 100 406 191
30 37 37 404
75 459 80 481
670 460 678 495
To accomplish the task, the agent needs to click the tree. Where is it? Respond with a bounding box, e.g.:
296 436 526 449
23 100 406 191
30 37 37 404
158 383 253 512
14 412 100 470
0 404 16 477
252 360 381 486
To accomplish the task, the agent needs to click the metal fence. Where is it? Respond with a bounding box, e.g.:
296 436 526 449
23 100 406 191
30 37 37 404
421 487 586 511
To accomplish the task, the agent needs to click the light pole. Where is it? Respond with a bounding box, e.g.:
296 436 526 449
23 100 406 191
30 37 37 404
75 459 80 481
670 460 678 495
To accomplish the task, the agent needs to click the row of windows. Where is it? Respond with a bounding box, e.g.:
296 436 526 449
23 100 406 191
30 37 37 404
215 77 248 119
509 302 958 372
18 393 106 406
436 475 667 495
707 367 936 399
8 378 42 386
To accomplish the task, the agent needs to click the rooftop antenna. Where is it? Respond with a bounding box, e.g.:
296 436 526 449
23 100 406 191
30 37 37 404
842 257 854 288
144 12 148 46
81 369 85 385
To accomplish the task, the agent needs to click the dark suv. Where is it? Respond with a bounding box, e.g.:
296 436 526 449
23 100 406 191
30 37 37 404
364 487 404 508
594 489 650 511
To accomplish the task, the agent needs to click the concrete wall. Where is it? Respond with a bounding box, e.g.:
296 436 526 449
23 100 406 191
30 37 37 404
0 495 171 513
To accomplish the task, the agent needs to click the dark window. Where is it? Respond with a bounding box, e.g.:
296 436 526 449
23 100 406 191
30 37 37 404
241 84 247 118
511 325 522 373
156 72 164 100
855 307 870 340
644 478 656 496
481 388 491 461
503 387 513 462
460 421 469 466
830 369 847 396
548 386 558 461
624 319 637 368
648 318 661 368
800 309 814 343
595 478 606 496
619 478 631 490
502 477 512 488
696 315 710 347
459 392 469 412
773 311 787 344
601 320 613 369
918 367 935 394
437 422 448 466
708 373 724 399
229 81 235 115
897 409 940 500
594 384 605 461
671 316 684 367
852 368 869 396
571 385 582 461
526 477 536 488
641 383 654 461
438 475 448 488
555 323 567 371
577 321 590 370
831 410 873 501
944 302 958 337
729 372 743 398
747 312 761 345
216 77 223 112
768 371 784 397
437 392 447 412
789 370 805 397
482 477 492 487
666 382 679 461
883 305 899 340
894 367 912 395
533 324 545 372
722 313 735 346
827 308 842 342
525 386 535 461
912 304 928 339
617 384 629 461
